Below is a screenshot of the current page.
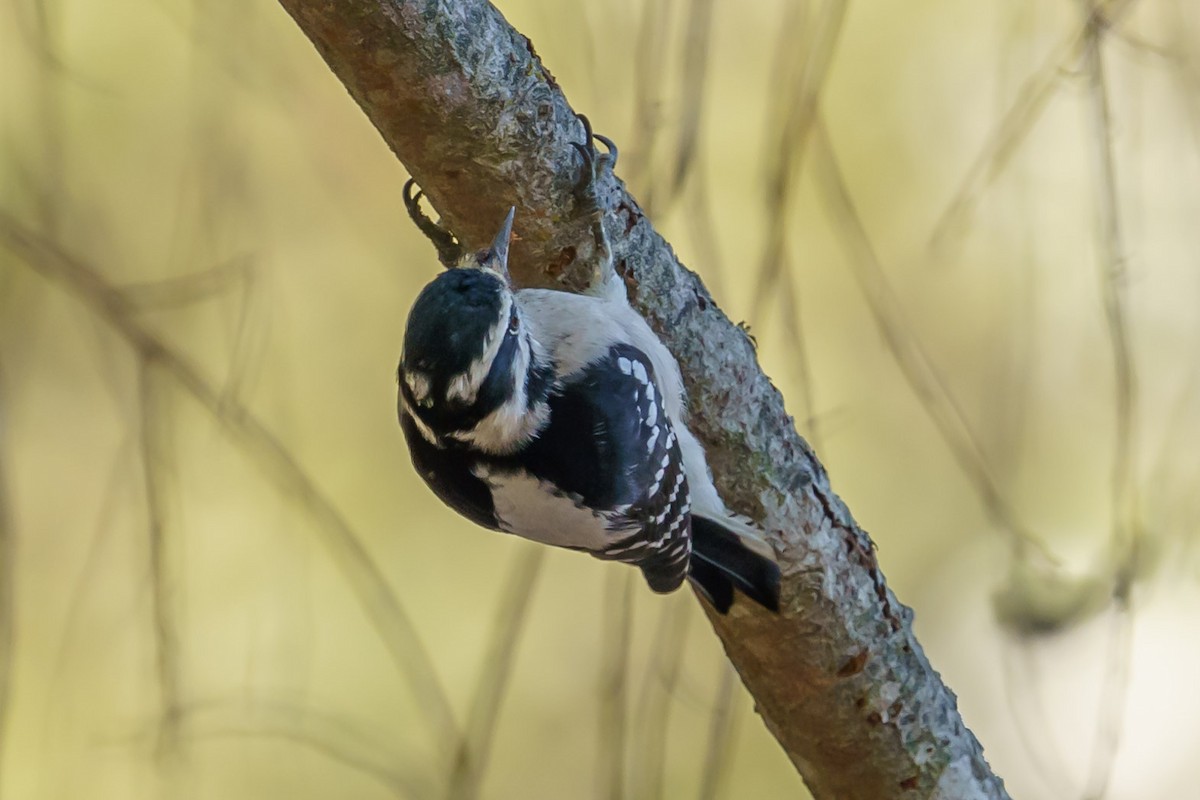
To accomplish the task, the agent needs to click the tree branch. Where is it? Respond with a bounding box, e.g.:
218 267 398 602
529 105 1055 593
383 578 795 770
275 1 1009 796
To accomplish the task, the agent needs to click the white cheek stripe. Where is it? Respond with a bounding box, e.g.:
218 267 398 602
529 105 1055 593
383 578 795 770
405 370 432 405
447 332 548 455
446 291 513 405
399 392 441 446
446 372 474 404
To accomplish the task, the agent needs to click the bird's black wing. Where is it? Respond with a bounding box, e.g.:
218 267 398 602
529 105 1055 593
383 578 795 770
521 343 692 592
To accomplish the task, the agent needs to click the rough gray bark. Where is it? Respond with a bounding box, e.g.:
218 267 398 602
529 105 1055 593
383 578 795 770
274 1 1010 797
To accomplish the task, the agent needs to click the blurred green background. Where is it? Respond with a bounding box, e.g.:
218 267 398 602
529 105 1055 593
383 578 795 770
2 0 1198 798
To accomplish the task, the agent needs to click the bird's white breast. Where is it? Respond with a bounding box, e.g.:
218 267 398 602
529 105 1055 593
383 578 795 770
473 465 633 551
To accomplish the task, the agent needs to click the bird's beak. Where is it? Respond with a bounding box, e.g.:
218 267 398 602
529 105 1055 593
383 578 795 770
483 206 516 283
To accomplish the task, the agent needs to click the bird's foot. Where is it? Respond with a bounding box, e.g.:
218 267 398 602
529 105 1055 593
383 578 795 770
402 178 464 268
571 114 618 294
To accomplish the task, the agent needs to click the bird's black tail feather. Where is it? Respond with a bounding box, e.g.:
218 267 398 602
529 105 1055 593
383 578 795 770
688 516 781 613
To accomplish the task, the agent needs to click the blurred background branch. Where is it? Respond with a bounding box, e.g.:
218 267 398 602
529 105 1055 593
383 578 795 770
2 0 1198 798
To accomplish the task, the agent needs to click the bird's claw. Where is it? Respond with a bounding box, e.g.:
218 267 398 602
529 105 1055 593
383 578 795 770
403 178 464 268
572 113 618 211
570 114 618 295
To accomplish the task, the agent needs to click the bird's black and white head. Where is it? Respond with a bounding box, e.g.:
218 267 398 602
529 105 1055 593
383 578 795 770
398 208 551 454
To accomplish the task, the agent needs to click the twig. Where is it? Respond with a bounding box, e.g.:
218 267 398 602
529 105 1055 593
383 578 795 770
119 255 254 310
172 698 434 799
697 663 741 800
0 213 461 759
666 0 717 205
0 362 14 800
596 569 634 800
810 118 1049 559
750 0 847 322
1078 3 1139 796
627 0 674 211
631 594 690 800
446 546 544 800
929 0 1141 250
138 362 184 757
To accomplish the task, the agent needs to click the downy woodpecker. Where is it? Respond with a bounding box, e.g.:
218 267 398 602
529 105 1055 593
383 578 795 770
396 117 780 612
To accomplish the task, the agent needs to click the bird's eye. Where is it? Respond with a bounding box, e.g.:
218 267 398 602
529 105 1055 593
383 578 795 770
508 311 519 334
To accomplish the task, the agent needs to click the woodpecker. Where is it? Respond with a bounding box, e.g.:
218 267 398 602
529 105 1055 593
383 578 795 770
396 117 780 612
